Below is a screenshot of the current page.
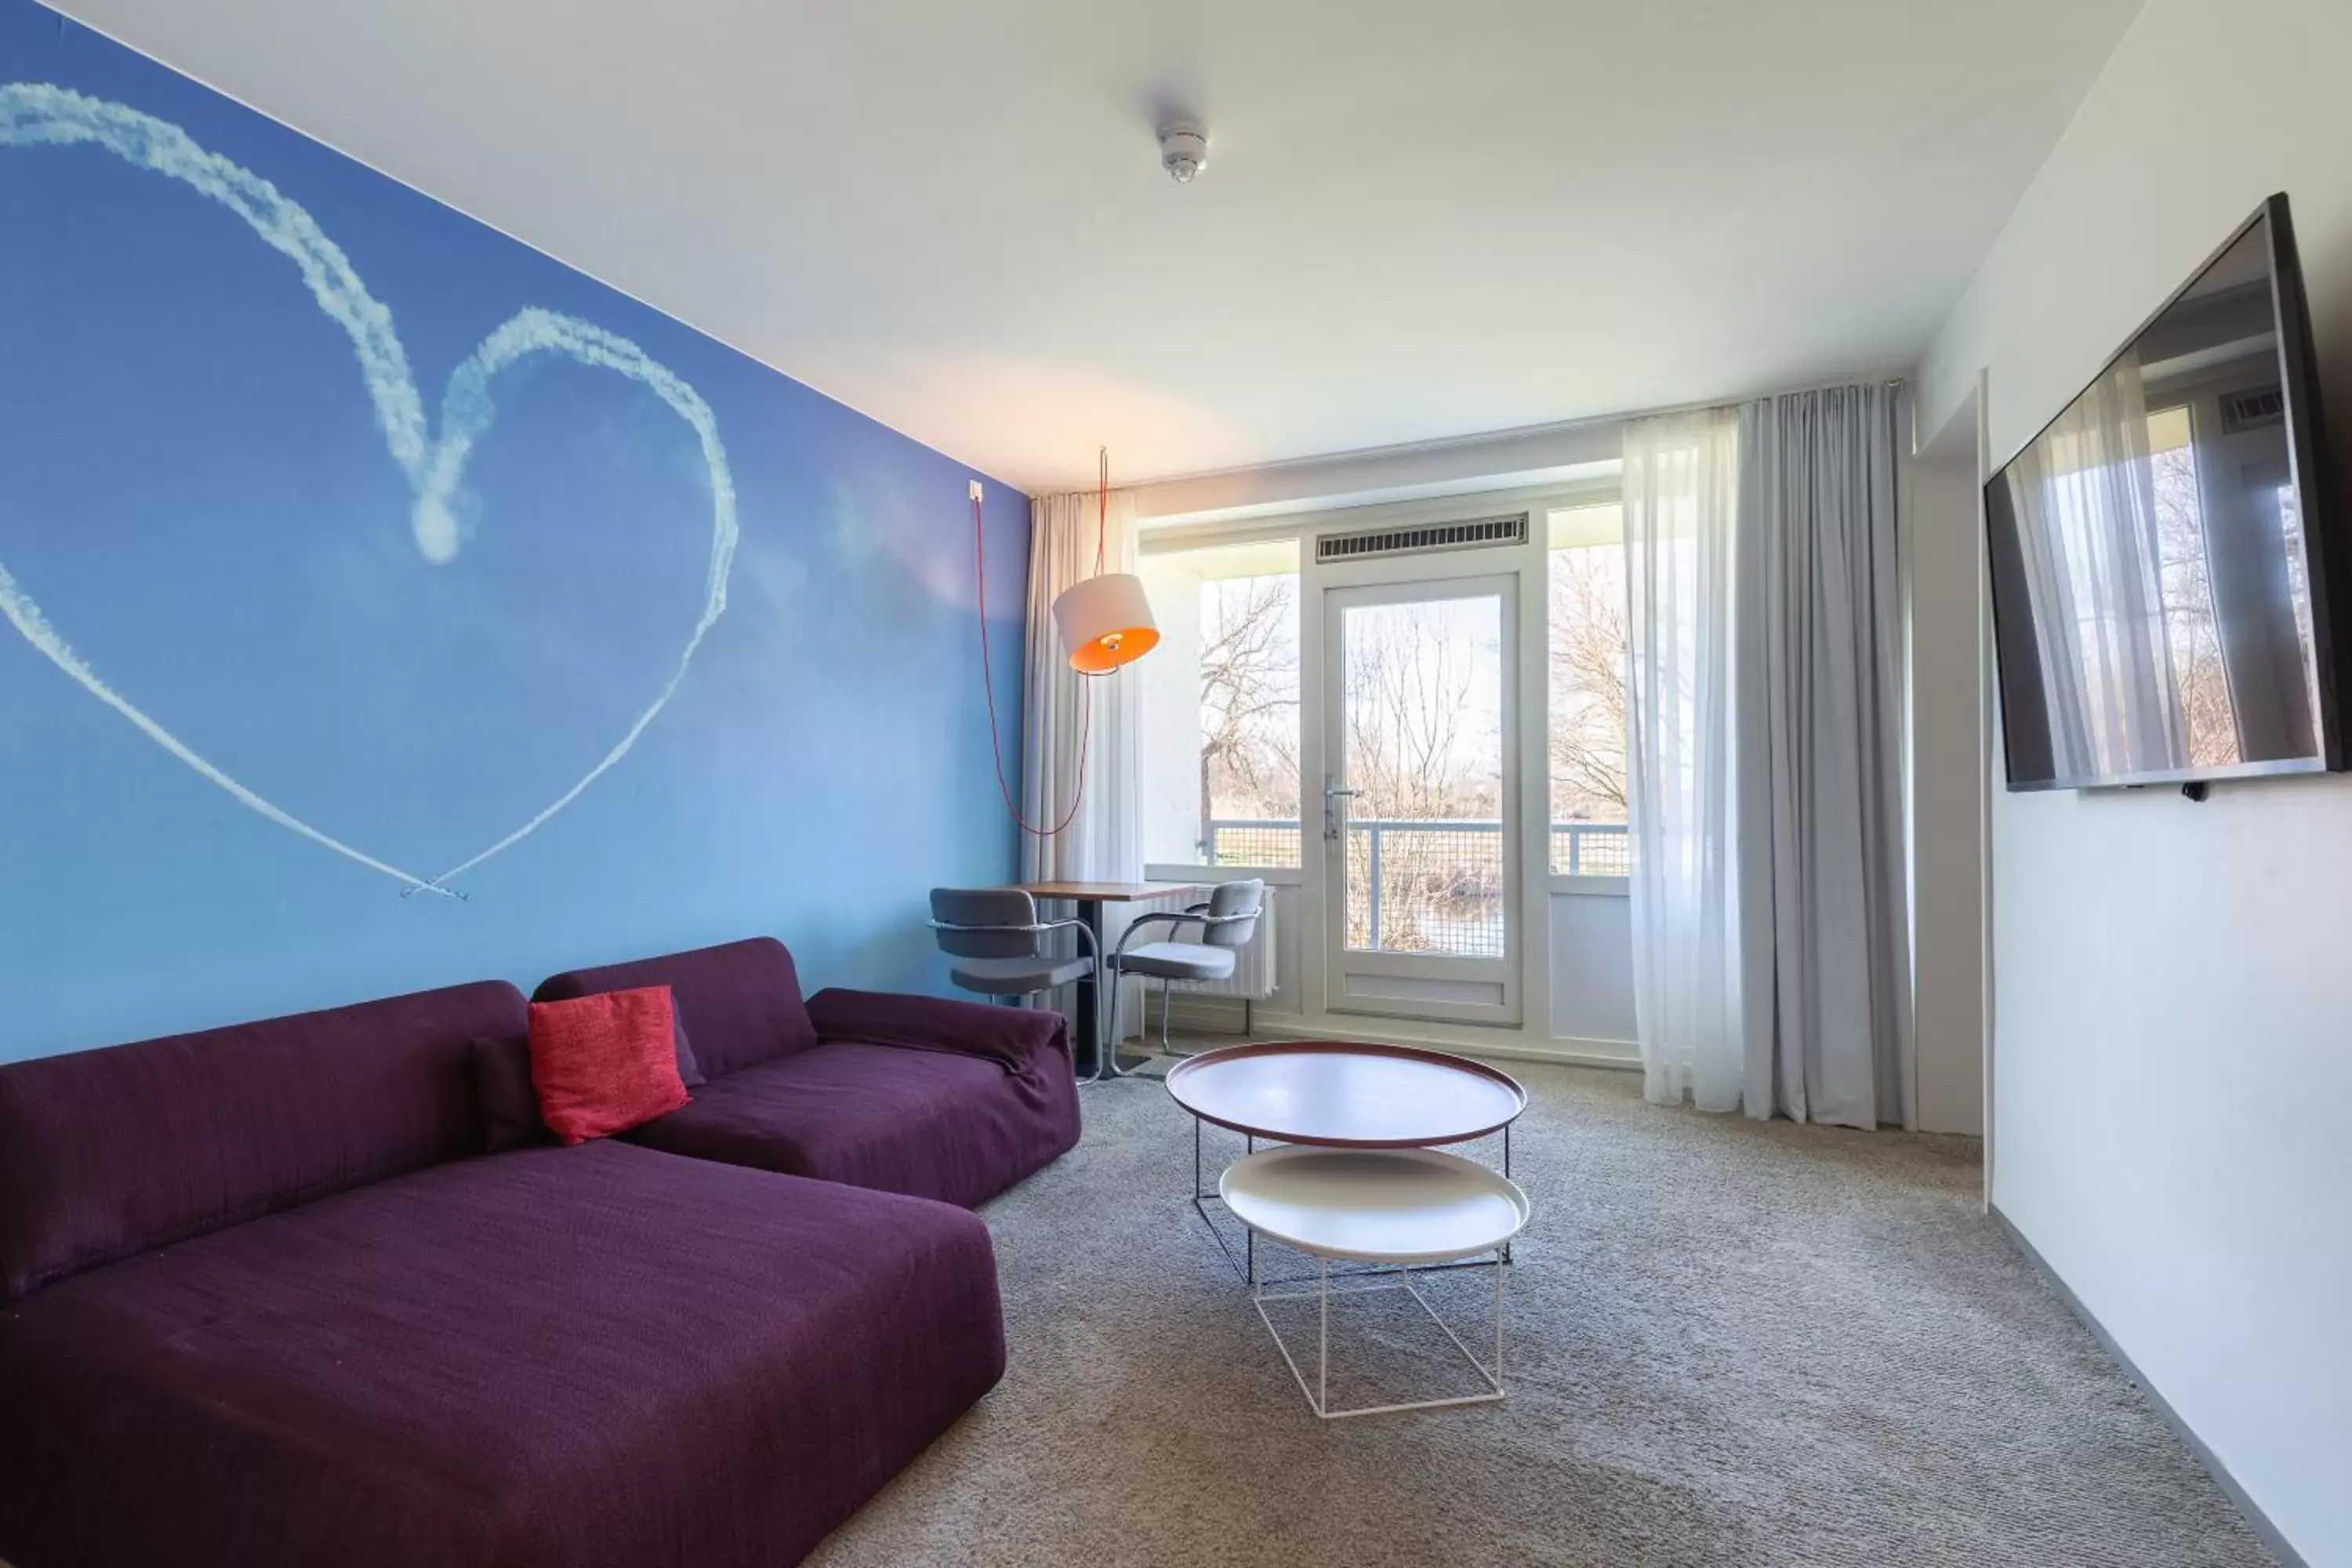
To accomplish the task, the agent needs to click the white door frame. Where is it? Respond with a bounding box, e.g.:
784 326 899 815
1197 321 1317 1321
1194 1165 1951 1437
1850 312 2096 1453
1145 477 1619 1054
1314 553 1523 1027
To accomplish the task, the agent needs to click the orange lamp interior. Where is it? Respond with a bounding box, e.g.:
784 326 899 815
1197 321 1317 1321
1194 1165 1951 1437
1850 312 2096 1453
1069 624 1161 675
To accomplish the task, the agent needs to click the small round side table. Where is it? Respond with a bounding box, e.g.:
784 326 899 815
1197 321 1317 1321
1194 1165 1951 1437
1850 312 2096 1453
1221 1145 1530 1419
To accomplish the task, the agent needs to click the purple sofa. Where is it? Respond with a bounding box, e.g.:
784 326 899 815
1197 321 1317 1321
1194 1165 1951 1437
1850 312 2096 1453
533 937 1082 1209
0 975 1009 1568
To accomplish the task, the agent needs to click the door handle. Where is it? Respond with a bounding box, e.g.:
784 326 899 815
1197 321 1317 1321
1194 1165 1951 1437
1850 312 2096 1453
1323 778 1359 843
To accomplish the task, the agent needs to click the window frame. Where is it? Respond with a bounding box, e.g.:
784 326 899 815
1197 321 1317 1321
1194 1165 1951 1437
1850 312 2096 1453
1136 482 1632 898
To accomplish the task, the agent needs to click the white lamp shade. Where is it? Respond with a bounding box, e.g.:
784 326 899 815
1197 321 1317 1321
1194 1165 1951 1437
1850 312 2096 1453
1051 572 1160 674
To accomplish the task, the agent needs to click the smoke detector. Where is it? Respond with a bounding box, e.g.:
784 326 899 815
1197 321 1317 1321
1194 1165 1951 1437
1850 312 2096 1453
1159 119 1208 184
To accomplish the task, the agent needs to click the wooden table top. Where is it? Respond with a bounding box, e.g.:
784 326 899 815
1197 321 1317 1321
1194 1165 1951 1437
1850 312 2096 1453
1013 880 1204 902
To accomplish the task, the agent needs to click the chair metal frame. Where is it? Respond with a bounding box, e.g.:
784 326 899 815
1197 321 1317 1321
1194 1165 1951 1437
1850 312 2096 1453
926 916 1105 1082
1101 901 1260 1081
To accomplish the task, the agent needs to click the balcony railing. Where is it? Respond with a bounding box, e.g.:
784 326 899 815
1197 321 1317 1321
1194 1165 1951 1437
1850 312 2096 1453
1197 817 1625 955
1196 818 1631 956
1204 808 1628 931
1199 818 1308 869
1341 818 1506 956
1548 822 1632 877
1202 818 1630 877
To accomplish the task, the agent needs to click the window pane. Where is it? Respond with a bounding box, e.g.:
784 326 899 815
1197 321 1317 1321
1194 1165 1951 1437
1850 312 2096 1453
1340 593 1506 956
1547 504 1631 877
1138 539 1301 867
2147 406 2237 768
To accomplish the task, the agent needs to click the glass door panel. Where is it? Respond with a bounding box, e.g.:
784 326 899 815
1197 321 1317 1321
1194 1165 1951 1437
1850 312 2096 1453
1340 595 1505 956
1323 576 1519 1025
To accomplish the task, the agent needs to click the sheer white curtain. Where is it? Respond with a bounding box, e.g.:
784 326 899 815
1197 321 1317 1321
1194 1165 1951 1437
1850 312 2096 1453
1624 388 1915 1129
1021 488 1141 883
1624 409 1747 1113
2002 350 2187 779
1737 386 1912 1130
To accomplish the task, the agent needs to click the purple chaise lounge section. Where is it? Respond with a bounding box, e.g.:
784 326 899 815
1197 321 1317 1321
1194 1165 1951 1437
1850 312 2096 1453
532 936 1082 1209
0 979 1006 1568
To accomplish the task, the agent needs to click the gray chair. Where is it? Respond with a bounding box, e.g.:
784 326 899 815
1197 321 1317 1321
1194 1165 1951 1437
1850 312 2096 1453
928 887 1102 1076
1103 879 1265 1080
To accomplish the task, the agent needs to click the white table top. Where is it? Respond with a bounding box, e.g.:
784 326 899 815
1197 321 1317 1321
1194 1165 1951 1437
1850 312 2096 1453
1218 1146 1530 1265
1164 1040 1526 1148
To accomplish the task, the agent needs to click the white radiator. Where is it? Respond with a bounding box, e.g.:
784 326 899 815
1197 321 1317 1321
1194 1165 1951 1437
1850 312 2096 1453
1125 885 1276 999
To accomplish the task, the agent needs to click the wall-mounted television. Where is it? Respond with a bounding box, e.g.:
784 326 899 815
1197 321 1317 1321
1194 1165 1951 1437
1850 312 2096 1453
1984 194 2344 792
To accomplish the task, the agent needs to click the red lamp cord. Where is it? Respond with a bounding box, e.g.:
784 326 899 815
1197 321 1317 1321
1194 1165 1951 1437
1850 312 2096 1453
975 449 1110 837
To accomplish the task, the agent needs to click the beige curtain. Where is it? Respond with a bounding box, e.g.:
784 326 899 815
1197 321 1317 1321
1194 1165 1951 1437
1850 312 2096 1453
1020 488 1142 883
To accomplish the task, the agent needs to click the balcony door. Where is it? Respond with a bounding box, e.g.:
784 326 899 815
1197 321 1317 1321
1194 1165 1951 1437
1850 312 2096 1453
1320 575 1520 1026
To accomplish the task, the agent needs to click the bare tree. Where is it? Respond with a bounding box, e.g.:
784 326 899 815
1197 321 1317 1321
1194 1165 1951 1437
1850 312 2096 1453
1548 546 1628 821
2151 444 2240 768
1198 576 1300 856
1344 610 1487 819
1338 604 1503 950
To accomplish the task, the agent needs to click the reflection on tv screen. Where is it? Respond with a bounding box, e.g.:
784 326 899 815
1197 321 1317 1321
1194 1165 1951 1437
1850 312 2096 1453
1986 209 2324 789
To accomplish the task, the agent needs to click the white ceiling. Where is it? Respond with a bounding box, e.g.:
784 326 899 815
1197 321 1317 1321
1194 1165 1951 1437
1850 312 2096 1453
47 0 2144 495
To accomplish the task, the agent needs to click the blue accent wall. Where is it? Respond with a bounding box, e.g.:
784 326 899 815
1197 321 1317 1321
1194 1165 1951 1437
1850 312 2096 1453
0 1 1031 1060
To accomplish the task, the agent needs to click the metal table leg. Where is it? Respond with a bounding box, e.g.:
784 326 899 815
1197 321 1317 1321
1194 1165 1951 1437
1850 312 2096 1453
1501 1120 1512 1265
1073 897 1105 1076
1249 1246 1508 1419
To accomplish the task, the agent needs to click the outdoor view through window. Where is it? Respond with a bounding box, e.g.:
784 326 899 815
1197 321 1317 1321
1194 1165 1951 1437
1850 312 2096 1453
1338 590 1506 953
1137 504 1634 961
1548 503 1631 877
1138 539 1304 869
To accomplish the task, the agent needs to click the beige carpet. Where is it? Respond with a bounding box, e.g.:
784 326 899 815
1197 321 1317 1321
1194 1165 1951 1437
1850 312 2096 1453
808 1057 2274 1568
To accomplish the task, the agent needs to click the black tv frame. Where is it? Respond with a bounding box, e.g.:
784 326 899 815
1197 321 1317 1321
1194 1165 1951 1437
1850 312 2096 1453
1984 192 2347 793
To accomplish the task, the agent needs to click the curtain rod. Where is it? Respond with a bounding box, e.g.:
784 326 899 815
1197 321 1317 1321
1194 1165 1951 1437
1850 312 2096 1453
1120 374 1912 499
1562 373 1909 433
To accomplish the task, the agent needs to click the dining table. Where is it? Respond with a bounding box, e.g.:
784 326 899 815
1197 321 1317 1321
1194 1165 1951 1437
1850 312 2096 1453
1010 880 1204 1076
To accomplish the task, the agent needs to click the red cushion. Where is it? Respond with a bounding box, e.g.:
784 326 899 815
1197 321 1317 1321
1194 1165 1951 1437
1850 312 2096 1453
526 987 691 1146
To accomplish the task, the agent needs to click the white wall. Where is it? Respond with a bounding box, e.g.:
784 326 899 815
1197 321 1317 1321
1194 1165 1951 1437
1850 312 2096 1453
1907 453 1988 1136
1132 420 1621 528
1919 2 2352 1559
1134 556 1206 865
1548 891 1638 1047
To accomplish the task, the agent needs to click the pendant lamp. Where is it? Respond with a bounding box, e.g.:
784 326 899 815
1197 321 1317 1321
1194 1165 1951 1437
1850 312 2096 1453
1051 448 1158 673
1053 572 1158 673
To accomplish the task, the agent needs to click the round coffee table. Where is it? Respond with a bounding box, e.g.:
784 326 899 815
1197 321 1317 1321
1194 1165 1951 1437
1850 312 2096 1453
1165 1041 1526 1283
1221 1145 1529 1419
1164 1040 1526 1148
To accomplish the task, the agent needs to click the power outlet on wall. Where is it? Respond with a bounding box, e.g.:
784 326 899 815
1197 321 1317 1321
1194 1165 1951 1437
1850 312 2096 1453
968 479 984 503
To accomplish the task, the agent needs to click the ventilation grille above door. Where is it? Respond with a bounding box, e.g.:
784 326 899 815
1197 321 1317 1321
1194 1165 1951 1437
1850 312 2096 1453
2220 385 2285 435
1316 512 1528 564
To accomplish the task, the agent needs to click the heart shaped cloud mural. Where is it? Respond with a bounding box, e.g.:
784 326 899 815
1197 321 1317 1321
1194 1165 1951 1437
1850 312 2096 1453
1 84 739 898
0 2 1032 1059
